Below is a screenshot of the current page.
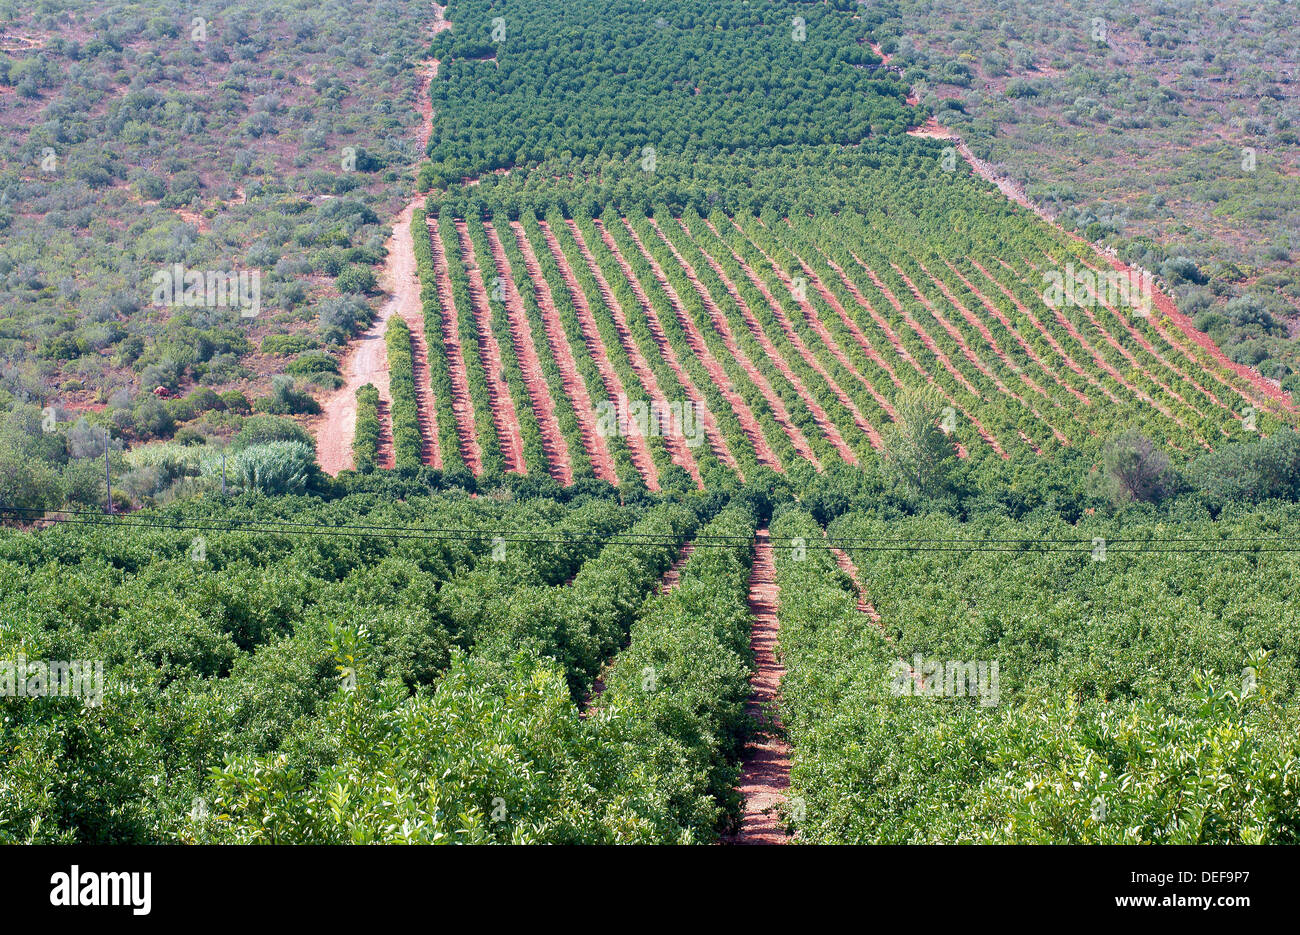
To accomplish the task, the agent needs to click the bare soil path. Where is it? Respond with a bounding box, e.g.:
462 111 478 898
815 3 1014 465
455 220 527 474
509 221 619 485
374 398 395 470
968 258 1125 407
315 4 450 474
787 247 907 400
428 216 483 473
892 262 1049 452
483 222 573 485
725 532 791 845
539 220 667 489
811 246 973 458
611 219 785 472
830 546 883 629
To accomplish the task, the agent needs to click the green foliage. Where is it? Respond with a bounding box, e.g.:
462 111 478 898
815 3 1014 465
773 507 1300 843
230 441 318 495
384 318 423 471
352 384 381 474
231 414 313 450
1101 429 1177 505
882 389 958 502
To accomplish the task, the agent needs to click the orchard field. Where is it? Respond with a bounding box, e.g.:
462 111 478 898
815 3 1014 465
4 0 1300 846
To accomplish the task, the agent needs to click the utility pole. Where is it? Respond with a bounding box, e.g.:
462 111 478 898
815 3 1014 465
104 432 113 515
221 451 227 496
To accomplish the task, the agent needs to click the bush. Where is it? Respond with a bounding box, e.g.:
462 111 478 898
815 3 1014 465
220 391 252 414
1101 430 1177 505
231 414 313 450
230 441 317 495
335 264 377 295
261 334 321 355
286 351 339 376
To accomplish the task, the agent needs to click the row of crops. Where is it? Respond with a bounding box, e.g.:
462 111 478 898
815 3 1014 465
9 483 1299 843
0 488 770 843
354 198 1296 489
770 504 1300 843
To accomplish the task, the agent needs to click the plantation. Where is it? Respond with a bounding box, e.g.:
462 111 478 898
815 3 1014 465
4 0 1300 853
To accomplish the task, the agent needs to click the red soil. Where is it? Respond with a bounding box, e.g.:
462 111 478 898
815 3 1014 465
407 291 442 469
427 217 483 474
767 246 901 428
658 541 696 594
317 201 437 474
1095 298 1229 414
566 221 717 480
942 259 1093 406
893 261 1051 451
374 398 395 470
968 258 1126 407
538 221 667 490
916 259 1058 406
830 547 883 629
852 254 1009 458
509 221 620 485
599 219 781 472
872 261 984 399
725 532 792 845
616 219 790 471
1123 260 1295 413
1061 267 1212 429
454 219 527 474
482 222 574 485
696 219 882 454
315 10 447 475
644 218 829 467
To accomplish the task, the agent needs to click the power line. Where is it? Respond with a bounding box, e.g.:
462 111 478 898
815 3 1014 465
4 507 1300 554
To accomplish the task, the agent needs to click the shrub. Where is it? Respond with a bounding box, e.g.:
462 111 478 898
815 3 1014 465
230 441 317 495
231 414 312 450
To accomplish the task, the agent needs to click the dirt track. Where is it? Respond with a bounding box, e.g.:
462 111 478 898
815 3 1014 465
315 6 448 475
725 533 792 845
317 199 430 475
